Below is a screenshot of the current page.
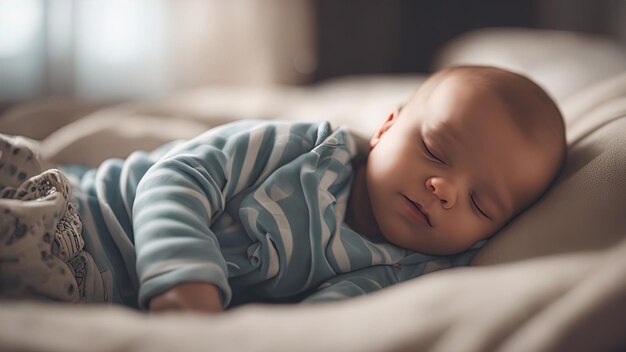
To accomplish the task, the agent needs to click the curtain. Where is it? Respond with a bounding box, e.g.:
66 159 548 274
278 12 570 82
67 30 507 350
0 0 315 102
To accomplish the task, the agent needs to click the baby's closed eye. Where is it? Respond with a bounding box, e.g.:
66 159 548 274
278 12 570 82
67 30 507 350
470 193 491 220
422 140 444 164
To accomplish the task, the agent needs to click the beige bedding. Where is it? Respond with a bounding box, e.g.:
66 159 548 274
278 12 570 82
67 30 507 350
1 239 624 352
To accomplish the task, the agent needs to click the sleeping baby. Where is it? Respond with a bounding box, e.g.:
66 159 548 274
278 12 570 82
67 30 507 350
0 66 566 313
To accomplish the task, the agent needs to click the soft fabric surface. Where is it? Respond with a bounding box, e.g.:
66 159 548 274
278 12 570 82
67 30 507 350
435 28 626 102
1 238 625 352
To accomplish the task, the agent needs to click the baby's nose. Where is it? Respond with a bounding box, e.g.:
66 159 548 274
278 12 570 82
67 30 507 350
426 177 457 209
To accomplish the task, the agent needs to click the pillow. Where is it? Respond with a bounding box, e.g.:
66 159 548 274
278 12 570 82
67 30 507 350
434 28 626 102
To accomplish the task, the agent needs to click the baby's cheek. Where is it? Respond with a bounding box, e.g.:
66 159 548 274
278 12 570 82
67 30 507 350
456 217 489 242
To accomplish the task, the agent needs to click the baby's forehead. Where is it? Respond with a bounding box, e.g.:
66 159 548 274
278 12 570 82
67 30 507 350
430 81 548 136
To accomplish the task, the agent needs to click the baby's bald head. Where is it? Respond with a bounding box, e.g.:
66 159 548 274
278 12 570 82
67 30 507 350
409 66 567 196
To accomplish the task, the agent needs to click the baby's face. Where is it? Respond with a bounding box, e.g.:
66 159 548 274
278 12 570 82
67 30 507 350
366 77 556 254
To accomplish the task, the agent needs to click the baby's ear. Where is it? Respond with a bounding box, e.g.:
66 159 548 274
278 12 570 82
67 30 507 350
370 110 397 148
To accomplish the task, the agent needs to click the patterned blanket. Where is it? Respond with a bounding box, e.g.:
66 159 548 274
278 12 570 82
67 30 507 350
0 134 91 302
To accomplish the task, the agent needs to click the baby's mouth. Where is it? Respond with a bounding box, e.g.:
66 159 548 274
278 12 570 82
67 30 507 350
402 194 432 227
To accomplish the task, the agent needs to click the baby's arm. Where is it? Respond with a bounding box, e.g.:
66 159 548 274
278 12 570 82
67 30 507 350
133 120 326 313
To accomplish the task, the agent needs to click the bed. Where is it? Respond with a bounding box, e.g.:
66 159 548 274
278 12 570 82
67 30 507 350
1 28 626 352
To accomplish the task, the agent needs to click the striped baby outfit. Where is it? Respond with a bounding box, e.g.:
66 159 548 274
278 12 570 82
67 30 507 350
61 120 481 309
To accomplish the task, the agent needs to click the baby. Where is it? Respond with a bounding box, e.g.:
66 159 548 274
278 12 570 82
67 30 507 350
0 66 565 314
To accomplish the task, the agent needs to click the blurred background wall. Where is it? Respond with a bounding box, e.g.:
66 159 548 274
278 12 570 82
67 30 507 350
314 0 626 80
0 0 315 102
0 0 624 103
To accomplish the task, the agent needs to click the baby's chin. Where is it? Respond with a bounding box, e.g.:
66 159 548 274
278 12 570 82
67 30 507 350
376 217 482 254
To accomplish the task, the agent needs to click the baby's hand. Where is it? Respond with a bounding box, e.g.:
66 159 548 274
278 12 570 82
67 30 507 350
149 282 223 314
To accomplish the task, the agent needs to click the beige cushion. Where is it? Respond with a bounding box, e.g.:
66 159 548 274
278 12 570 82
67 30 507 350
434 28 626 102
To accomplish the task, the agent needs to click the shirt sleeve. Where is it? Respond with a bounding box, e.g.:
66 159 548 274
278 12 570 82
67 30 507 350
133 120 328 309
300 240 487 304
300 265 401 304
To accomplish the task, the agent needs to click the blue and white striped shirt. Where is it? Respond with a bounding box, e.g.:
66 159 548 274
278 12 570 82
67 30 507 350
65 120 481 309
